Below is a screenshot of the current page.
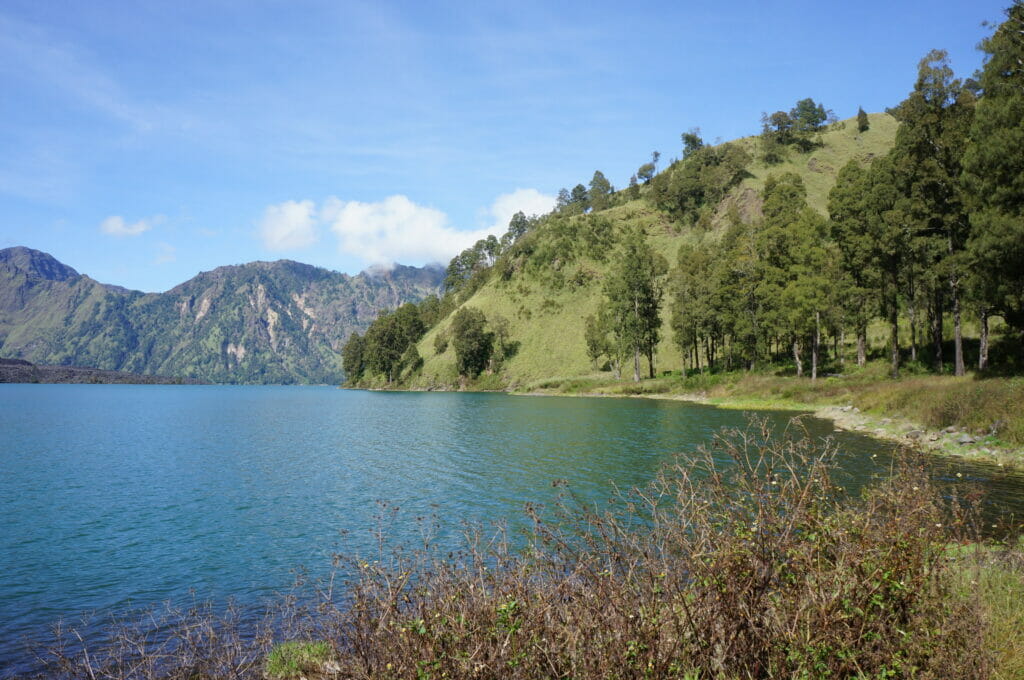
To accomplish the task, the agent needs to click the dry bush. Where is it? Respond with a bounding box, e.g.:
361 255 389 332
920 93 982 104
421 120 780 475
323 421 991 679
28 600 276 679
26 421 998 679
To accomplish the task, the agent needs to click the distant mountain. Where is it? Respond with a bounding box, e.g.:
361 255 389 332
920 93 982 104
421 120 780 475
0 247 444 384
0 357 207 385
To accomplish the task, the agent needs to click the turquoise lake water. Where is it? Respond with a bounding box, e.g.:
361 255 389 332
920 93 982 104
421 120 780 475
2 384 1022 674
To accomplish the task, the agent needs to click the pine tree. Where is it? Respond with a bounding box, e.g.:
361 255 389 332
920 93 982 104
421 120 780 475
450 307 493 379
602 229 667 381
963 2 1024 340
627 174 640 199
670 241 719 372
864 156 906 378
828 160 877 366
588 170 613 211
889 49 974 375
857 106 870 132
341 331 366 383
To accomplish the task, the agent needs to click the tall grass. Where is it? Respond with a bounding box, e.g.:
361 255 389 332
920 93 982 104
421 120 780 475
27 422 1020 679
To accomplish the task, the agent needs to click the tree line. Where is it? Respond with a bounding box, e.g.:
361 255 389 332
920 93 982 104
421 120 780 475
343 3 1024 387
667 7 1024 380
343 210 530 385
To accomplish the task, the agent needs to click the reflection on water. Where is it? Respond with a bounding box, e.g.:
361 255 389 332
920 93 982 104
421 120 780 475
0 385 1021 672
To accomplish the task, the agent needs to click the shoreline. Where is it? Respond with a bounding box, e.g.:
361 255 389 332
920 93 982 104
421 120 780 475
508 387 1022 469
350 382 1023 468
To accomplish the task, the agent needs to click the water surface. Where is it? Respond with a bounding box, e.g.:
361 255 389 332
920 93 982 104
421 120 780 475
2 385 1021 673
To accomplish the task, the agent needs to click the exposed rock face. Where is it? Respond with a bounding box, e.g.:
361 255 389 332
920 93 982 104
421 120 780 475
0 247 445 384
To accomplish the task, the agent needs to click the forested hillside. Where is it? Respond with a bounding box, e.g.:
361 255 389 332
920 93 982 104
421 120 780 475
0 247 443 383
344 111 900 388
344 6 1024 392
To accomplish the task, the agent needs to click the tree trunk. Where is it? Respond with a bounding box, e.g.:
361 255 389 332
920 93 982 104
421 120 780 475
613 357 621 380
932 287 944 373
890 297 900 379
633 349 640 383
793 338 803 377
812 312 820 382
834 329 840 368
951 275 964 376
978 308 989 372
648 348 656 379
856 326 867 367
908 298 918 362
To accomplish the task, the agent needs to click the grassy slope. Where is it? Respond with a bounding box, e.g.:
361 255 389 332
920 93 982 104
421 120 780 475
410 113 899 389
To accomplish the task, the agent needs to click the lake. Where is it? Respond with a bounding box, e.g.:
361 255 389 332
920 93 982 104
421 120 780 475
2 384 1022 674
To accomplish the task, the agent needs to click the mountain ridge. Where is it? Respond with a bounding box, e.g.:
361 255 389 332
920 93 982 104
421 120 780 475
0 247 444 384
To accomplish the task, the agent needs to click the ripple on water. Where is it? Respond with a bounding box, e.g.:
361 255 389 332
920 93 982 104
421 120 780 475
1 386 1022 676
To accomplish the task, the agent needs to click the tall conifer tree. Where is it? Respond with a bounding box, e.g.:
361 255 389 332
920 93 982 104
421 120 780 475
963 2 1024 345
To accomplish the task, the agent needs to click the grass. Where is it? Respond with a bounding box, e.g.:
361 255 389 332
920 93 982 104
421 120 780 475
973 547 1024 679
265 640 333 679
404 113 900 393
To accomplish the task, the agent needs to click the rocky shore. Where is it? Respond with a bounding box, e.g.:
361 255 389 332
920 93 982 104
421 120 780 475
816 404 1019 468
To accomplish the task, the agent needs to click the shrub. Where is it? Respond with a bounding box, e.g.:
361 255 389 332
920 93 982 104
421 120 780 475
320 421 992 679
32 422 1008 679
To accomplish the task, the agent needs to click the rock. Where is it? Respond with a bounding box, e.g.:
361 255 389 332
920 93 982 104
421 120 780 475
881 418 892 424
906 430 924 439
943 426 958 434
957 433 976 445
851 407 860 413
927 434 940 442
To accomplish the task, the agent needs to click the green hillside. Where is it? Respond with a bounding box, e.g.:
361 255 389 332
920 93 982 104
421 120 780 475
400 113 898 389
0 247 444 384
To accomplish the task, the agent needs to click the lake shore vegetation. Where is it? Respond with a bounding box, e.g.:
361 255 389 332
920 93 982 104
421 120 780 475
26 422 1024 679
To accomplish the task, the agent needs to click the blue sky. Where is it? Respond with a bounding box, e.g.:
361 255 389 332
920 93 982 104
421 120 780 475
0 0 1009 292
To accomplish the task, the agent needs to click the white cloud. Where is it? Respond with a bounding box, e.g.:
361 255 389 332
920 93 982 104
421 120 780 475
323 195 491 265
100 215 159 237
254 188 555 267
485 188 556 233
258 200 319 250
